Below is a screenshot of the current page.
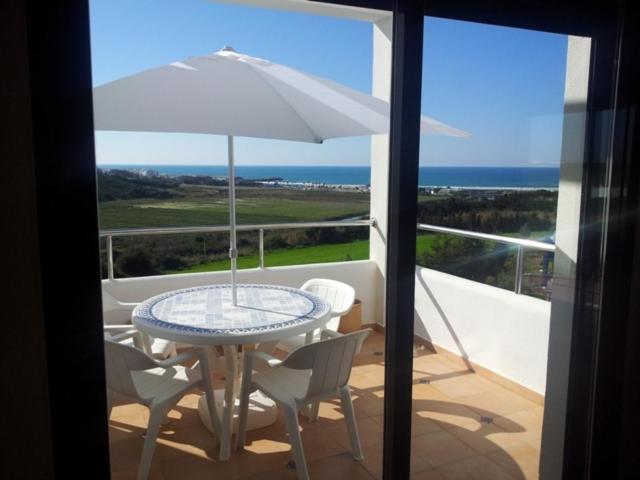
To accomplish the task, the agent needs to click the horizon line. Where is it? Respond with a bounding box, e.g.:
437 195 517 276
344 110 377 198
96 163 561 168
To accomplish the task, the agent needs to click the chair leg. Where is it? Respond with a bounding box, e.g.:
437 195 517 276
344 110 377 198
283 405 310 480
340 386 363 461
308 400 320 422
304 330 315 345
137 405 165 480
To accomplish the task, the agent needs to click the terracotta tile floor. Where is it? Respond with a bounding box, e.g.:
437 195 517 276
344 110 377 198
109 332 543 479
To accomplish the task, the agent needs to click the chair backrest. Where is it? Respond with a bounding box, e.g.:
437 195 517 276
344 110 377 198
283 329 371 400
101 290 133 325
104 338 158 400
300 278 355 317
101 290 120 310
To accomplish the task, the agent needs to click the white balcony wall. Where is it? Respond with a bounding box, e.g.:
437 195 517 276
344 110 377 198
414 267 551 394
102 260 380 326
103 258 552 394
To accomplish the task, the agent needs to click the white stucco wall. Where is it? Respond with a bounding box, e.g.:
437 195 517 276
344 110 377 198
369 17 393 326
414 267 551 394
102 260 380 326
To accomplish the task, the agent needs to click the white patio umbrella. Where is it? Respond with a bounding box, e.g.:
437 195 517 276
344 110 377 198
94 47 470 304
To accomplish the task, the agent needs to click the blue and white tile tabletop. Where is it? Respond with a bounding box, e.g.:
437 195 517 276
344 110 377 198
132 284 332 345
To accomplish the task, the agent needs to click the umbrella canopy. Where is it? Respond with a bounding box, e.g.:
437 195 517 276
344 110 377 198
94 47 470 141
93 47 470 303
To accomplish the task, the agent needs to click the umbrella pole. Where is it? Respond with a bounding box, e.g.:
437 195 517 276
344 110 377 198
227 135 238 306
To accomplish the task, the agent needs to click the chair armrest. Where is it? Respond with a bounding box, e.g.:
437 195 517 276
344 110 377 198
103 324 136 333
107 305 136 314
104 328 153 353
155 348 199 368
321 329 343 340
118 301 139 308
246 351 282 368
106 328 140 344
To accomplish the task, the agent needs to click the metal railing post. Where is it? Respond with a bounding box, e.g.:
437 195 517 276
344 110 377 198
514 245 524 294
259 228 265 269
106 234 114 280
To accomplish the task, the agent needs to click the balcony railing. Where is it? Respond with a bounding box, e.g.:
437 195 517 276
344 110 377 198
417 223 556 295
100 219 555 296
100 219 374 281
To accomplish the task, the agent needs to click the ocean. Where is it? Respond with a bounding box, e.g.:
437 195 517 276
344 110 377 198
99 165 560 189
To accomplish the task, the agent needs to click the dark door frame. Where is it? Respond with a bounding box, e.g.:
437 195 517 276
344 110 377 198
18 0 639 478
382 2 424 479
24 1 110 477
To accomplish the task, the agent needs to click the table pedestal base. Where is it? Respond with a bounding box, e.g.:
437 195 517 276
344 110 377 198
197 388 277 434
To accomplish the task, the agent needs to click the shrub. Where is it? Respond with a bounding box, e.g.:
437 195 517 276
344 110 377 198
116 250 159 277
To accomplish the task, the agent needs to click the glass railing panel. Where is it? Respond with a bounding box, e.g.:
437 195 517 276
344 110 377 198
416 228 554 298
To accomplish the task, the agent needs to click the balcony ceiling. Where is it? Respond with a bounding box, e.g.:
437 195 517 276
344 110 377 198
214 0 391 22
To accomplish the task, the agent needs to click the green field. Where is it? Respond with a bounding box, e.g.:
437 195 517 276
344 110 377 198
169 235 437 274
99 186 370 229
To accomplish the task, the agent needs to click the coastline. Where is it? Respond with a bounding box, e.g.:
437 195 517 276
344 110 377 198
256 180 558 192
98 164 560 190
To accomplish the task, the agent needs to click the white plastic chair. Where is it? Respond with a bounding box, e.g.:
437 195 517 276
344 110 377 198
276 278 355 353
105 331 220 480
237 329 371 480
102 290 177 359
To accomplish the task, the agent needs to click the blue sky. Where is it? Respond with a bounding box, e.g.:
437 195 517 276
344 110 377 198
90 0 568 167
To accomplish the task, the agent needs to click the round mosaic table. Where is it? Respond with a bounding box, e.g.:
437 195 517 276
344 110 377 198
132 284 331 460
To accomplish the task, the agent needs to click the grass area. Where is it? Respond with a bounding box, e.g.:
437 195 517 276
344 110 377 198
99 186 370 229
170 240 369 273
169 235 437 274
